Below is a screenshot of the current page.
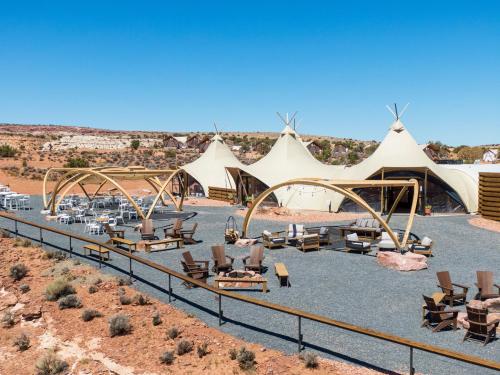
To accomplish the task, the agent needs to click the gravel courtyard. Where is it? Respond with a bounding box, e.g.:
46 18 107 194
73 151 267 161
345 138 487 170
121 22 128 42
2 197 499 375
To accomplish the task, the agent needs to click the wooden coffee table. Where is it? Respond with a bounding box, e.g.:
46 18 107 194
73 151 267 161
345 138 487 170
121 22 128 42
214 275 268 293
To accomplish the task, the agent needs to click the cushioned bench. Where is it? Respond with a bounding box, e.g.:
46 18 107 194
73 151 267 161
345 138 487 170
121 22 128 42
144 238 184 252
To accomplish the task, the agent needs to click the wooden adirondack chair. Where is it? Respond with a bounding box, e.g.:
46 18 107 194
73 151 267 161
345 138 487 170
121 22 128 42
243 245 265 273
140 219 158 240
476 271 500 300
164 219 183 239
211 245 234 274
104 223 125 239
181 251 209 287
463 306 500 346
180 222 198 244
436 271 469 307
421 295 460 332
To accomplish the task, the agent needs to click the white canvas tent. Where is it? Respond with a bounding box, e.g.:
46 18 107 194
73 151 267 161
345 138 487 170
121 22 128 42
181 134 243 195
235 125 346 210
341 120 478 212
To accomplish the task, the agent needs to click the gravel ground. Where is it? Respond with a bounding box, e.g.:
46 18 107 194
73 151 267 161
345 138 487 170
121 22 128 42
1 197 499 375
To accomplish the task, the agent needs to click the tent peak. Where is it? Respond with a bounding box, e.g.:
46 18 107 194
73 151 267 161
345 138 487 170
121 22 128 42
390 119 405 133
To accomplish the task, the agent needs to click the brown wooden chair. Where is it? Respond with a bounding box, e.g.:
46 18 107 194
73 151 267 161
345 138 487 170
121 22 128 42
211 245 234 274
421 295 460 332
164 219 183 239
476 271 500 301
181 251 209 288
140 219 158 240
436 271 469 307
243 245 265 273
463 305 499 346
104 223 125 239
180 222 198 244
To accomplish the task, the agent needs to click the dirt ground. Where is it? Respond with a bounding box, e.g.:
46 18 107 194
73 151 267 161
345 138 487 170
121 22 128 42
0 237 383 375
468 217 500 233
235 206 369 223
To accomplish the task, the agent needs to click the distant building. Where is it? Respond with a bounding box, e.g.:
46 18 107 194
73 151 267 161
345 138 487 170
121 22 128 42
163 136 187 149
231 145 243 152
483 149 498 163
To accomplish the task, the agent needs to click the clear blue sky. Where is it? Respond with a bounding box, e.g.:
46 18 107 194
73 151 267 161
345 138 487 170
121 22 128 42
1 1 498 145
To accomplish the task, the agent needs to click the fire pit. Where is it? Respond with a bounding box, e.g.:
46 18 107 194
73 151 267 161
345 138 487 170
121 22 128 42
224 270 256 278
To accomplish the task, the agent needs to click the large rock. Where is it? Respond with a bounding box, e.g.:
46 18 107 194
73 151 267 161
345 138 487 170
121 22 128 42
0 289 18 311
377 251 428 271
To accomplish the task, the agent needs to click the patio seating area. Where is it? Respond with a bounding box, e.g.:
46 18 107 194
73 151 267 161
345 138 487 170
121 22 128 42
0 184 32 211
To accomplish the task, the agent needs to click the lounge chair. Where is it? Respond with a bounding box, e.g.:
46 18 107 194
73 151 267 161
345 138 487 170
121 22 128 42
180 222 198 244
463 305 499 346
340 218 382 240
476 271 500 300
409 236 433 256
104 223 125 239
297 234 320 252
211 245 235 274
345 233 371 254
306 226 331 245
421 295 460 332
243 245 265 273
286 224 304 244
140 219 158 240
181 251 209 287
164 219 183 239
262 230 286 249
377 231 396 251
436 271 469 307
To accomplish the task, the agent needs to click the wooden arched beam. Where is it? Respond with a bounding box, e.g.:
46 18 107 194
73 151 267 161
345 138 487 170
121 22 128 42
43 169 82 208
49 169 146 219
50 173 93 210
146 169 185 217
242 179 419 249
148 176 183 211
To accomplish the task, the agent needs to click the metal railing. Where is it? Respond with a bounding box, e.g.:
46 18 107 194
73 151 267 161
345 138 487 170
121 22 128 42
0 211 498 374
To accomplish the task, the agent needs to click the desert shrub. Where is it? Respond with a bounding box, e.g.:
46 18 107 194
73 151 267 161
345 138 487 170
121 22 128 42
45 278 76 301
58 294 82 309
44 251 66 261
13 333 30 351
300 352 319 369
152 312 162 326
10 263 28 281
35 351 68 375
81 309 102 322
19 284 30 293
130 140 140 150
0 229 11 238
132 293 149 305
119 295 132 305
237 347 256 370
159 350 175 365
117 277 132 286
13 238 32 247
72 259 81 266
167 327 179 340
197 342 209 358
1 311 15 327
0 144 17 157
176 340 193 356
64 157 89 168
109 314 132 337
88 285 98 294
229 348 238 360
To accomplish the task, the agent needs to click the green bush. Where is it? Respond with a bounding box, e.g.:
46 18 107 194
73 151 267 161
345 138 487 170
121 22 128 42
229 348 238 360
236 347 255 370
119 295 132 305
159 351 175 365
0 144 17 157
64 157 89 168
300 352 319 368
14 333 30 351
152 312 162 326
81 309 102 322
19 284 30 293
132 293 149 305
88 285 98 294
167 327 179 340
1 311 15 328
109 314 132 337
58 294 82 309
130 140 140 150
10 263 28 281
35 351 68 375
176 340 193 356
45 278 76 301
197 342 209 358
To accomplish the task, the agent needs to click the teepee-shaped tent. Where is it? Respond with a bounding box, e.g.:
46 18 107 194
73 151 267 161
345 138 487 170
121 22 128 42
239 125 346 211
342 119 478 212
181 134 243 196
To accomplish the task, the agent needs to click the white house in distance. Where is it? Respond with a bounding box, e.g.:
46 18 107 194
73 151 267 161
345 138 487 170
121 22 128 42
482 148 498 163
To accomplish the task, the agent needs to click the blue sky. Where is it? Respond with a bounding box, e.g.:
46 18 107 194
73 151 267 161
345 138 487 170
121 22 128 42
0 1 498 145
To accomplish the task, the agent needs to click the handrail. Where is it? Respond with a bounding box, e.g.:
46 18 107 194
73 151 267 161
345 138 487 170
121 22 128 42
0 211 498 372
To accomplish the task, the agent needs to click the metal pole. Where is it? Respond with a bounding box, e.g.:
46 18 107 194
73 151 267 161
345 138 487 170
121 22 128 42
218 295 223 326
15 220 18 238
168 274 172 302
69 236 72 258
298 316 302 352
98 245 102 269
129 257 133 282
410 347 415 375
39 228 43 248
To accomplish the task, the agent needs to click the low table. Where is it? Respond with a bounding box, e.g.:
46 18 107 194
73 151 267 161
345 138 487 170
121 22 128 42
144 238 184 252
110 237 137 253
214 274 268 293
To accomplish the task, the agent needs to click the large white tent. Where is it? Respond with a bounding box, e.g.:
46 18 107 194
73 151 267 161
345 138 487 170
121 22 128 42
181 134 243 195
341 119 478 212
233 125 346 211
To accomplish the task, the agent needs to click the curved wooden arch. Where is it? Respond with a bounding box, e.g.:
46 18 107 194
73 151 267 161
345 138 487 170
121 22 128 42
242 178 419 249
146 170 186 217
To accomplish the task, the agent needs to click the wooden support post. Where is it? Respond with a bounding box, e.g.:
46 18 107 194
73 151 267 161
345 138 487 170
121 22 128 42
380 168 385 214
424 169 428 213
